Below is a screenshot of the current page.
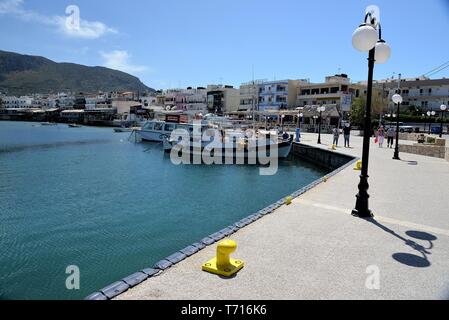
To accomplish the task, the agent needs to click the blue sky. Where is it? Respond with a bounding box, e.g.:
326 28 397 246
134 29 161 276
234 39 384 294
1 0 449 90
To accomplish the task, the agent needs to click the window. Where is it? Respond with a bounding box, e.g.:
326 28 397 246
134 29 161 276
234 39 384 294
143 122 154 130
154 123 164 131
276 85 286 92
276 96 287 103
164 124 176 132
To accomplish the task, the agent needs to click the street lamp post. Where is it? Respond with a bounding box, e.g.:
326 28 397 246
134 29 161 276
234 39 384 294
313 116 318 133
422 113 426 133
296 112 303 143
439 104 447 138
351 8 391 218
427 110 436 134
317 106 326 144
392 94 403 160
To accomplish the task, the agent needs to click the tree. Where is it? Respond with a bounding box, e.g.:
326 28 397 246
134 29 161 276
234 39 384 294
350 93 385 129
350 97 366 128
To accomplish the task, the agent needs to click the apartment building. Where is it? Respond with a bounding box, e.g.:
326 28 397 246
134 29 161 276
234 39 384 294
207 85 240 114
258 80 303 111
238 80 266 111
0 96 34 108
175 88 208 113
383 77 449 114
296 74 367 117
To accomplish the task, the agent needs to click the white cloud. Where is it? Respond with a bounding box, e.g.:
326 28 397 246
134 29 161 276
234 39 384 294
0 0 116 39
100 50 147 74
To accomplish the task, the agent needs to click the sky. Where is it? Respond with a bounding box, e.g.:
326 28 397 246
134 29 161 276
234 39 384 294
1 0 449 90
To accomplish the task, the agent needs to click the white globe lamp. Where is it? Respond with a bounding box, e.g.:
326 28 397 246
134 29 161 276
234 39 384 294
352 24 378 52
374 40 391 64
392 94 403 105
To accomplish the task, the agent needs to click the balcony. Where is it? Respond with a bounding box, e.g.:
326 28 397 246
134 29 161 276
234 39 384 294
297 92 344 100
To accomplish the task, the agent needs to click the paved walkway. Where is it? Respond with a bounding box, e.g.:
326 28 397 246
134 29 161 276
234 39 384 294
117 133 449 300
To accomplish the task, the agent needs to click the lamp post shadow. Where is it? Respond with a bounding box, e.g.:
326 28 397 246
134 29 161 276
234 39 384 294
365 218 436 268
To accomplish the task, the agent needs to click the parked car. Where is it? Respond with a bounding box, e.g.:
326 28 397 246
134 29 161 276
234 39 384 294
384 122 415 133
399 125 414 133
431 127 442 134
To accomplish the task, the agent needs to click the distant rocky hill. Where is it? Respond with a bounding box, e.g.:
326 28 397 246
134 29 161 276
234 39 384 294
0 50 153 96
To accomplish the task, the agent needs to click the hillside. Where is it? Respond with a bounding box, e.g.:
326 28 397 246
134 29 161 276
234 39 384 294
0 51 153 96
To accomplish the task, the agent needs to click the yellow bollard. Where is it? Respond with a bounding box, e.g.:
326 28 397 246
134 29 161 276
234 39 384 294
331 144 337 150
285 196 292 205
323 176 328 182
202 239 244 277
354 160 362 171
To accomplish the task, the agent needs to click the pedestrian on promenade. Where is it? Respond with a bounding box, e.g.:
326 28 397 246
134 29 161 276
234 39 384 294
343 123 351 148
377 126 385 148
387 126 395 148
332 126 340 146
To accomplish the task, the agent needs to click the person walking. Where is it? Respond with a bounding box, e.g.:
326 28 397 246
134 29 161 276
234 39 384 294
332 126 340 146
377 126 385 148
343 123 351 148
387 126 395 148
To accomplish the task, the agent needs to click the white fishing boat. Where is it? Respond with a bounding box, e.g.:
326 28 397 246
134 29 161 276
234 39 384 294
40 122 57 126
137 116 196 142
163 128 293 161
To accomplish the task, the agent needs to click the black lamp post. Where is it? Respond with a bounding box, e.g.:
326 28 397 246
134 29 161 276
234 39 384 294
392 94 402 160
439 104 447 138
351 8 391 218
317 106 325 144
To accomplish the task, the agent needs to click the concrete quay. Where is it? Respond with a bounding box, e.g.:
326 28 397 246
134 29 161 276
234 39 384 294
116 133 449 300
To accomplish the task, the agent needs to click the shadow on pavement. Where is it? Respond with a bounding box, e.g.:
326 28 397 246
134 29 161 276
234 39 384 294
366 218 436 268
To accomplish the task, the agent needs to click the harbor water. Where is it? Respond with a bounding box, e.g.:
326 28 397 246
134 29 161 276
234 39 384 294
0 121 329 300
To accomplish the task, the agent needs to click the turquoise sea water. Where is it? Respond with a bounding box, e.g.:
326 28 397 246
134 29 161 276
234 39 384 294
0 121 328 300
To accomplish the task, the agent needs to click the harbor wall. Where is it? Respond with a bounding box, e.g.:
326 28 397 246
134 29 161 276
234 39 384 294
292 143 355 171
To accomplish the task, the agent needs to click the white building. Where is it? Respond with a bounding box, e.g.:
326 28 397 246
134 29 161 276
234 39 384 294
139 96 158 107
0 96 34 108
85 95 107 110
239 80 266 111
48 93 75 109
383 78 449 113
175 88 208 113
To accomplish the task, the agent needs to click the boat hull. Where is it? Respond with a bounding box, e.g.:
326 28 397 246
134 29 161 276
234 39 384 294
164 140 292 163
137 130 171 142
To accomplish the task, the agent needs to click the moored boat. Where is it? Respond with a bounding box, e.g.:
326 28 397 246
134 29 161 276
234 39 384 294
163 129 293 162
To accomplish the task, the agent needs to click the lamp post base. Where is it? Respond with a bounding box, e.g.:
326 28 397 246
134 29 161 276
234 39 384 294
352 175 374 219
393 155 400 160
351 207 373 218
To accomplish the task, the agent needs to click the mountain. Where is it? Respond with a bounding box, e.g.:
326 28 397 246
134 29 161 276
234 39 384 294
0 50 153 96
